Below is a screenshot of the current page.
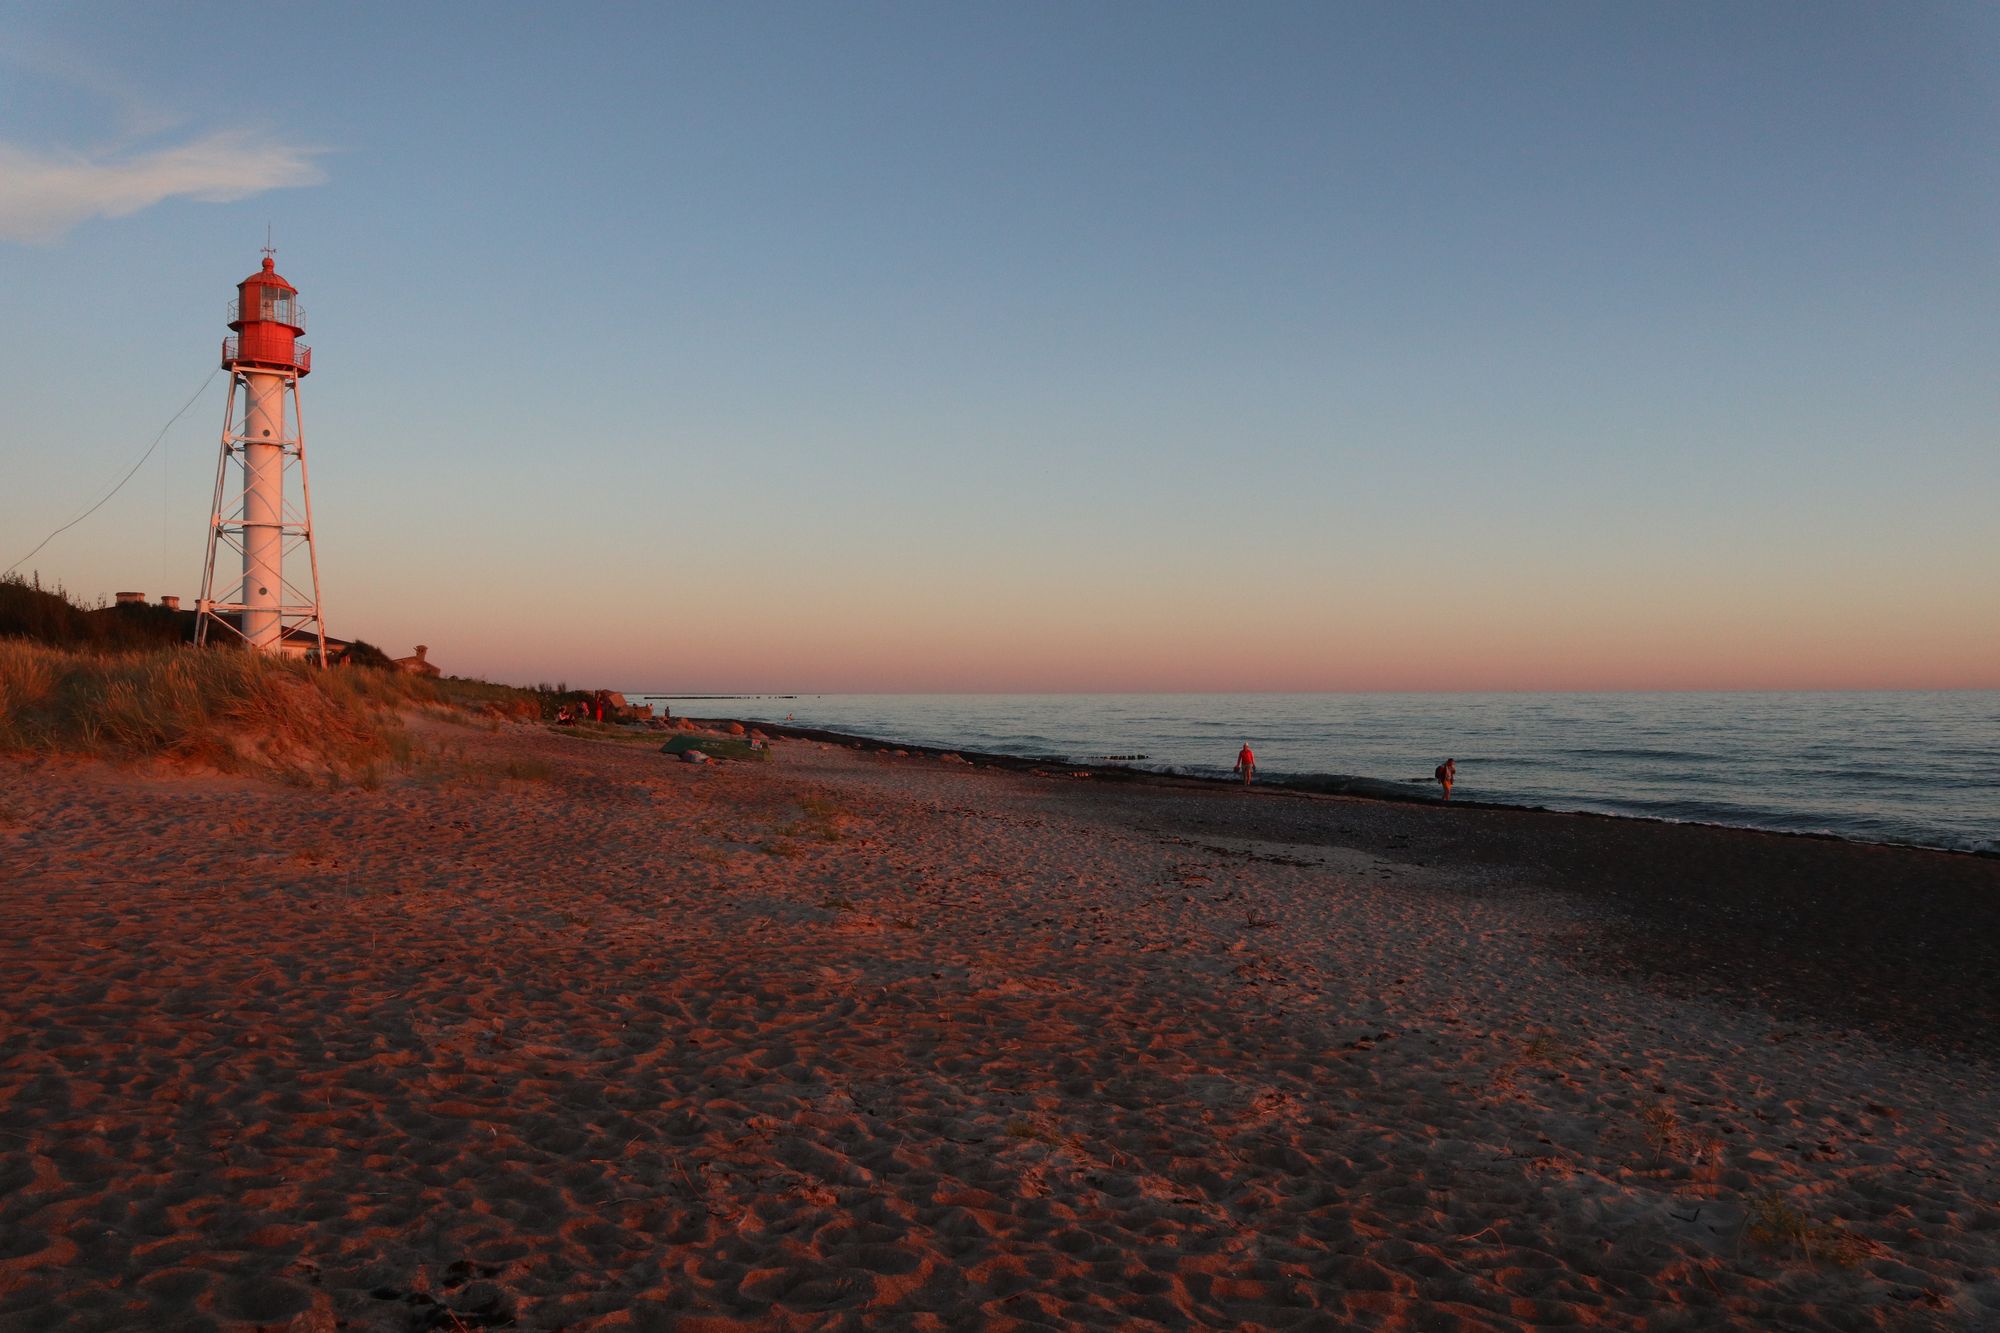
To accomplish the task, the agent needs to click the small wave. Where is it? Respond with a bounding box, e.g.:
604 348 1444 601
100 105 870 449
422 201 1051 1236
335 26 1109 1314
1553 746 1717 763
1561 795 1779 823
1810 767 1946 784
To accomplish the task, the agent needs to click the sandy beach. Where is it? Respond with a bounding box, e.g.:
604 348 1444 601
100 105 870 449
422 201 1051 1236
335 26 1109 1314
1 718 1995 1331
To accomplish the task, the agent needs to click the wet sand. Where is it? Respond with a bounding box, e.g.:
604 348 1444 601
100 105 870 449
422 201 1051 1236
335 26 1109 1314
1 720 1994 1330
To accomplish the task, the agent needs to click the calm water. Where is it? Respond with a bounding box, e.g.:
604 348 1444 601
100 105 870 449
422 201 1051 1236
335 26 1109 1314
633 692 2000 855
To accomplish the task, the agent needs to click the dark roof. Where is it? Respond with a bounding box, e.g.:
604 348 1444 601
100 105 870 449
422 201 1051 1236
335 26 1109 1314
278 626 351 650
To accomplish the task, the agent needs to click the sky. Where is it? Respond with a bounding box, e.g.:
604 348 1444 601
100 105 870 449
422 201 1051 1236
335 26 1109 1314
1 2 1995 692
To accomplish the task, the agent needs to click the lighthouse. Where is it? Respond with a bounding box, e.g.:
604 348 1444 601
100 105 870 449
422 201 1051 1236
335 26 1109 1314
196 251 328 661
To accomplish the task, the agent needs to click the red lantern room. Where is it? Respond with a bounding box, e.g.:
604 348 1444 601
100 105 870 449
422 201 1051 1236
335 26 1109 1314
222 256 311 376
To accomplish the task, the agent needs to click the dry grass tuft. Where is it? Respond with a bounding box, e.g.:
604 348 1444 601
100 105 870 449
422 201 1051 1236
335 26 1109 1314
1520 1034 1572 1064
445 756 559 787
1640 1100 1681 1165
782 792 851 843
1744 1193 1874 1266
500 758 555 782
1003 1118 1068 1147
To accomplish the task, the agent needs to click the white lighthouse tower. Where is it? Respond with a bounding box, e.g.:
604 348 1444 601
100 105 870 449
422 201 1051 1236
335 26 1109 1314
196 250 327 661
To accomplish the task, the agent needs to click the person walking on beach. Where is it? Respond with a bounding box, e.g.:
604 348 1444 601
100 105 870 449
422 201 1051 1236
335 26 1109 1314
1435 758 1456 800
1234 742 1257 786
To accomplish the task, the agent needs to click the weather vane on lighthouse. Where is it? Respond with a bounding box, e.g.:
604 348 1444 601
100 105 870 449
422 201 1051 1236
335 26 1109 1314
195 248 329 662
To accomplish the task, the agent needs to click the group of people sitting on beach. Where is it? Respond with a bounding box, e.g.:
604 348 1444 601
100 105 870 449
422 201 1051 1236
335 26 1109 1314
1233 742 1457 801
556 690 628 727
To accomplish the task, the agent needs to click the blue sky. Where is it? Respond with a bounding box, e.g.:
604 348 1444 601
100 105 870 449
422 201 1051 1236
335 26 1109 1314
3 3 1996 689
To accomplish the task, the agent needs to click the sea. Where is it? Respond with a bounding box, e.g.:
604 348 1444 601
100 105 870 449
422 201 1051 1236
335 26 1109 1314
630 692 1999 856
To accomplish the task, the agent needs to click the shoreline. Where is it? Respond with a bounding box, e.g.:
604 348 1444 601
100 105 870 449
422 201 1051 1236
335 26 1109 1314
3 719 1996 1328
705 717 2000 1059
714 716 2000 862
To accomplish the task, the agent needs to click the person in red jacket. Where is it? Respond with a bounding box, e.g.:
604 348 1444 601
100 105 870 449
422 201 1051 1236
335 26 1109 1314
1233 742 1256 785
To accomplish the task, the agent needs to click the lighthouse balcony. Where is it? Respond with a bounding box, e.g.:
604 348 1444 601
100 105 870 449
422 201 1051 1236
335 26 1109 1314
222 337 311 374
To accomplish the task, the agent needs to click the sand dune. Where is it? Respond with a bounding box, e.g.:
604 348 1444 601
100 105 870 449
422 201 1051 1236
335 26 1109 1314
0 722 1993 1330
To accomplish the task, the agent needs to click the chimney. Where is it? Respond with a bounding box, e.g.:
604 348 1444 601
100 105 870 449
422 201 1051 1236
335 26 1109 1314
159 595 180 611
115 591 145 605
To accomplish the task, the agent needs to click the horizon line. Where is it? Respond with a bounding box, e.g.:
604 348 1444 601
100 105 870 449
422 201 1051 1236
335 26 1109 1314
612 685 2000 698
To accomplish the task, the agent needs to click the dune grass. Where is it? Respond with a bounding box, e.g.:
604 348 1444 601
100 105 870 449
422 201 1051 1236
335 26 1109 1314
429 675 555 722
0 640 495 777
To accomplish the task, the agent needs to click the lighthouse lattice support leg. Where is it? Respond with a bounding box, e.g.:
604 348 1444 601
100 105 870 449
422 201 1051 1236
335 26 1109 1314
196 375 241 650
289 377 327 665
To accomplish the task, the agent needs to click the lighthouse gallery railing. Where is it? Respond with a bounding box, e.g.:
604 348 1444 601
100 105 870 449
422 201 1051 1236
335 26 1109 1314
221 338 312 373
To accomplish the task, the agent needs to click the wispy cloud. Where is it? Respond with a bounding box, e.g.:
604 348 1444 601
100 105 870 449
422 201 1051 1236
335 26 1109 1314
0 131 327 243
